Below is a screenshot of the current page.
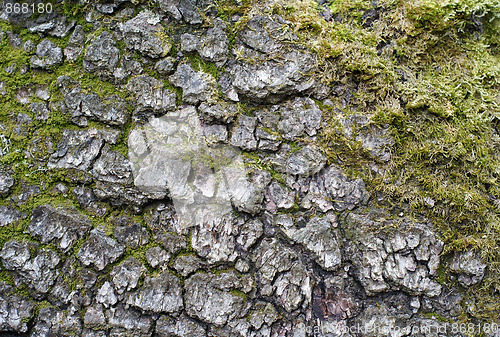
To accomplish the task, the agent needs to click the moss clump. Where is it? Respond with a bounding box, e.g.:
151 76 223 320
421 311 452 323
229 288 248 301
33 298 51 312
154 27 174 57
109 118 135 157
238 0 500 322
0 269 14 286
186 53 221 79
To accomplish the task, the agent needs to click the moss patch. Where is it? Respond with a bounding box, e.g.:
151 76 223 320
241 0 500 322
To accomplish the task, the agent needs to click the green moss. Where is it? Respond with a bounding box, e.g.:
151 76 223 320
20 316 31 325
259 0 500 322
57 0 93 30
61 68 128 99
154 27 174 58
186 53 220 79
184 230 194 252
65 272 81 292
163 80 183 103
0 225 34 251
0 269 14 286
110 119 135 157
421 311 453 323
14 283 32 298
216 0 254 20
241 150 287 184
229 288 248 301
116 237 164 275
434 260 449 286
